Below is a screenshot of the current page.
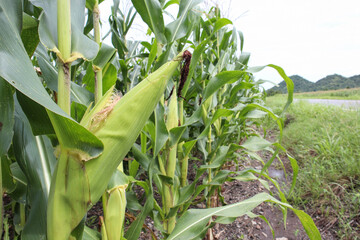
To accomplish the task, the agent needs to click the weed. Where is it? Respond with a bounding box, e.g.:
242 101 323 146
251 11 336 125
264 97 360 238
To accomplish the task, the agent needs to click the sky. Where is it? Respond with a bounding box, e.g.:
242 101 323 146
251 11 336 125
99 0 360 88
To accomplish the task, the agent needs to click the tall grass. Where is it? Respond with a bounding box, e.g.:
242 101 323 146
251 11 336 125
265 96 360 238
293 88 360 100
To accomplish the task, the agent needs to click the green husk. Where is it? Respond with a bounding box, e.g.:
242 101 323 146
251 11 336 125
104 185 127 240
47 53 183 239
163 91 178 233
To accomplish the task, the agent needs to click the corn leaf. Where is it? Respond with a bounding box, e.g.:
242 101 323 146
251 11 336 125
247 64 294 114
154 103 169 156
83 226 101 240
241 136 272 152
165 0 203 43
146 39 157 73
0 0 22 33
168 192 320 240
125 196 154 240
203 71 245 101
0 78 14 156
1 156 17 194
12 99 56 240
213 18 232 32
131 0 166 44
132 144 151 170
92 43 117 69
21 13 39 57
199 146 229 169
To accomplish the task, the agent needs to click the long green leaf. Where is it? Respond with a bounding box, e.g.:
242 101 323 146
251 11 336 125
203 71 245 101
12 99 56 240
213 18 232 32
83 226 101 240
154 103 169 157
21 13 40 57
165 0 203 43
131 0 166 44
93 43 117 69
0 79 14 156
241 136 272 152
247 64 294 113
125 196 154 240
168 192 320 240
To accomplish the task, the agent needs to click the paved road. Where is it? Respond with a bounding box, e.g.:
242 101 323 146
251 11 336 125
294 98 360 109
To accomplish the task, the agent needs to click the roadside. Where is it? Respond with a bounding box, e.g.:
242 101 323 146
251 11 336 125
263 97 360 239
294 87 360 100
270 88 360 100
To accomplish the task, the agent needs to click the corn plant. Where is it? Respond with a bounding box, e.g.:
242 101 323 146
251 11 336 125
123 1 320 240
0 0 321 240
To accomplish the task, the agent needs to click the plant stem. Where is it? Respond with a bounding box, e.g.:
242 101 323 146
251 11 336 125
181 155 189 187
141 132 147 153
207 117 213 240
0 157 2 237
207 127 212 208
94 70 103 104
93 0 103 103
93 0 101 44
20 203 26 227
102 193 108 219
57 0 71 114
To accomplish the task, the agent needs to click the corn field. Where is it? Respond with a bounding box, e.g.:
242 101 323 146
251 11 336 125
0 0 320 239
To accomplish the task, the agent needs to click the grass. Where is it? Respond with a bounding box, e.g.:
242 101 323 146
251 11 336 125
264 95 360 239
271 87 360 100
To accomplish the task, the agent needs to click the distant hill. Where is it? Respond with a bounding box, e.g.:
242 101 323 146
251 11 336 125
267 74 360 96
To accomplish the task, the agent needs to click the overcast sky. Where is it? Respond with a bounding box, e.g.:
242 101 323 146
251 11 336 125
99 0 360 88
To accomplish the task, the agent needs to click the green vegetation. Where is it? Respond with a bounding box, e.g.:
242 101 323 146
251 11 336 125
272 88 360 100
294 88 360 100
0 1 320 239
267 74 360 96
265 96 360 239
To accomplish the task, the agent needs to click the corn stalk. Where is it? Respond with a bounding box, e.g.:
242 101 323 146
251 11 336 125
57 0 71 114
93 0 102 103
